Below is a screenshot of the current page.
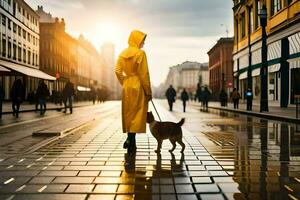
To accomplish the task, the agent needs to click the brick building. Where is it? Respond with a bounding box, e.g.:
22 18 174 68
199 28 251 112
207 37 234 99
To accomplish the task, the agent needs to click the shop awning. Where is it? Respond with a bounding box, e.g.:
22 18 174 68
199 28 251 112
252 68 260 77
0 60 56 80
239 71 247 80
288 57 300 69
269 63 281 73
0 66 10 72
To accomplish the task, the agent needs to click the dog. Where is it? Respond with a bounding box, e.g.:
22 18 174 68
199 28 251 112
147 112 185 153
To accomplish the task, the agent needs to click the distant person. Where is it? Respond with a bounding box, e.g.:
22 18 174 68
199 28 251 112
181 88 189 112
246 88 253 111
97 88 101 103
10 79 25 118
91 87 96 105
202 87 211 111
36 80 50 115
231 88 240 109
196 83 203 104
63 80 75 114
219 89 228 107
0 83 4 119
166 85 176 111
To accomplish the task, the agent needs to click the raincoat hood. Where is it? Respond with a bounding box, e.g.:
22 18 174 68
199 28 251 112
120 30 147 59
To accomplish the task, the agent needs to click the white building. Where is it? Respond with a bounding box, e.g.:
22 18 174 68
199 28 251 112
101 43 121 100
0 0 55 99
164 61 209 94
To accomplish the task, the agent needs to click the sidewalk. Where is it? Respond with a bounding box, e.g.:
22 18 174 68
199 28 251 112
0 101 240 200
191 101 300 124
1 101 94 115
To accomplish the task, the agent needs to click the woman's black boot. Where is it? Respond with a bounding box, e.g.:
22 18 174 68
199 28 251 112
127 133 136 155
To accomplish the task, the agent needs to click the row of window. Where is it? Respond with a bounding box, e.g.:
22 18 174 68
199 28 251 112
236 0 295 42
1 0 38 26
1 14 39 46
0 38 38 66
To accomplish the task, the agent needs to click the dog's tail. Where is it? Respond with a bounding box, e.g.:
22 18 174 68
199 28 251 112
177 118 185 126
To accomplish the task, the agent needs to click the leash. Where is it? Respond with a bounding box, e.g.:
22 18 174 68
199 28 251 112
150 99 162 122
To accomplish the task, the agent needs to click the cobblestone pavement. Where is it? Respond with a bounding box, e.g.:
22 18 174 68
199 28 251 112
162 100 300 200
0 101 242 200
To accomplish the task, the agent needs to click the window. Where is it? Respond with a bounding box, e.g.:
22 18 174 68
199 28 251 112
18 26 21 36
13 43 16 60
28 50 31 64
1 14 6 26
235 19 239 42
18 46 21 61
2 39 6 57
241 12 246 38
13 23 17 33
255 0 261 29
272 0 281 15
8 41 11 58
23 30 26 39
8 19 11 30
249 6 254 33
23 49 26 63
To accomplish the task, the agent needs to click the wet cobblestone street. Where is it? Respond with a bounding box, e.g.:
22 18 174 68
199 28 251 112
0 101 299 200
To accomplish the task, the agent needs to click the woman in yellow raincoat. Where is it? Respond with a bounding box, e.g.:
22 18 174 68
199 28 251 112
115 30 152 154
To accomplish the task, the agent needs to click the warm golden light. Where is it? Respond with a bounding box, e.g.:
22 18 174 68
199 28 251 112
92 21 123 47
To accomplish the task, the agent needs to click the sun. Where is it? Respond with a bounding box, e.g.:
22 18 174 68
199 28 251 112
94 22 121 44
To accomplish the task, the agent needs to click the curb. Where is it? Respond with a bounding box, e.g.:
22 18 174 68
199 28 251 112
206 105 300 124
1 103 93 115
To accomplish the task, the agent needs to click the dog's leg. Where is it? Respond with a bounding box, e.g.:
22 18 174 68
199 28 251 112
155 140 162 153
178 139 185 153
169 139 176 152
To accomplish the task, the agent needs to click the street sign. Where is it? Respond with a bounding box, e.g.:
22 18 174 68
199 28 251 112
227 80 233 88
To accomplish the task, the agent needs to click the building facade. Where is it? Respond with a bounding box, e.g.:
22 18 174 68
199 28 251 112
208 37 234 99
164 61 209 95
37 6 104 94
0 0 55 99
233 0 300 107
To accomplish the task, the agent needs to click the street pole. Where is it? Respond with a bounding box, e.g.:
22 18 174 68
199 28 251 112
259 5 269 112
247 5 253 111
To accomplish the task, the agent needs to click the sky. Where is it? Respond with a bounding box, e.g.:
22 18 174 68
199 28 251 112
26 0 233 86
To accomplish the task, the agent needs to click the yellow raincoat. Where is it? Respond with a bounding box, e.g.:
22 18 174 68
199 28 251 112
115 30 152 133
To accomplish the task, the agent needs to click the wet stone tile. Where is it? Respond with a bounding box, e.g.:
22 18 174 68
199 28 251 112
29 177 55 184
194 184 220 193
66 184 95 193
53 177 94 184
200 194 225 200
42 184 68 193
177 194 198 200
93 184 118 193
11 194 87 200
175 184 195 193
88 194 115 200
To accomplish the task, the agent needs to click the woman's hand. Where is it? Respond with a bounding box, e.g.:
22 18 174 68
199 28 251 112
147 95 152 102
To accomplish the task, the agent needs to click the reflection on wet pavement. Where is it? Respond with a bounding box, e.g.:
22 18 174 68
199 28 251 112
186 105 300 200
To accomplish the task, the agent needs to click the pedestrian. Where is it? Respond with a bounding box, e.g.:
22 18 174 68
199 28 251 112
202 86 211 111
91 87 96 105
246 88 253 111
36 80 50 115
10 79 25 118
181 88 189 112
219 89 228 107
115 30 152 155
62 80 75 114
166 85 176 111
0 83 4 119
231 88 240 109
196 83 203 104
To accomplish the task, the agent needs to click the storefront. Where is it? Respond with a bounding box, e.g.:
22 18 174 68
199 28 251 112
0 60 55 100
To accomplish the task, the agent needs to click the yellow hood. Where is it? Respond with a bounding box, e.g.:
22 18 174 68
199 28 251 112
120 30 147 59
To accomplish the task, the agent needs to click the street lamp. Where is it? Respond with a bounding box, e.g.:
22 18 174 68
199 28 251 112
259 5 269 112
